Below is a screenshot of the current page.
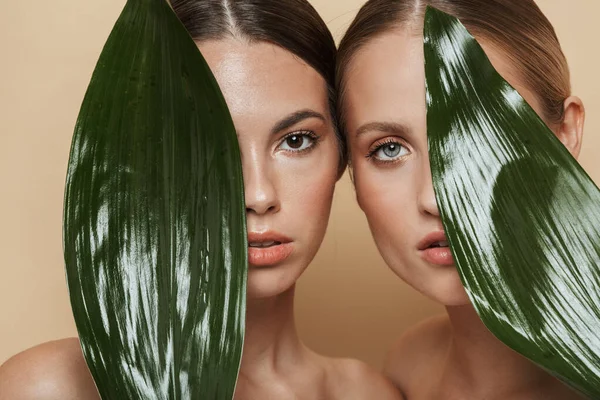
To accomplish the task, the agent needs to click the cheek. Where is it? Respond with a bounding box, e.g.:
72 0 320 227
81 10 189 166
280 144 339 236
354 161 415 243
296 180 335 244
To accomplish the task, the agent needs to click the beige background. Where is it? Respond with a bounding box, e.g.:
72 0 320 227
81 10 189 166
0 0 598 368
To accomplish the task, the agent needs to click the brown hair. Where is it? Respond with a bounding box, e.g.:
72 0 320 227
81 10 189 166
171 0 346 167
337 0 571 133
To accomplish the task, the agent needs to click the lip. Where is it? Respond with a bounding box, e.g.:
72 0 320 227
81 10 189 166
247 231 293 267
418 231 454 266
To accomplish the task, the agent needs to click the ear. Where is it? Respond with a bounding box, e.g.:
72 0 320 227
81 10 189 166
556 96 585 159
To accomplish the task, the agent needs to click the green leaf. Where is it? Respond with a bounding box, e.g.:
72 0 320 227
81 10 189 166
63 0 246 398
424 6 600 398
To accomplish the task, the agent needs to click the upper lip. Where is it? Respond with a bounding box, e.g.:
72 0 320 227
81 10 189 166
247 231 292 246
418 231 449 250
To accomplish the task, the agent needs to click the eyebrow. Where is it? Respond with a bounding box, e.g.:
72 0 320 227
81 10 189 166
355 121 411 138
270 109 326 135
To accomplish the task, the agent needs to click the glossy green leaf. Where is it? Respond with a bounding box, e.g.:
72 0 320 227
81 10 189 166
63 0 246 398
424 6 600 398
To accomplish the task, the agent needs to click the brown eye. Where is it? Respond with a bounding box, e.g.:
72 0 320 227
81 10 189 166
278 131 319 153
286 135 304 149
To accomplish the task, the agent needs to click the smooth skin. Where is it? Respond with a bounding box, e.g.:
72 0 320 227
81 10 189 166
0 39 401 400
343 27 586 400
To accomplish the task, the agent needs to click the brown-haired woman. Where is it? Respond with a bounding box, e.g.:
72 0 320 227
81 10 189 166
0 1 401 399
337 0 586 399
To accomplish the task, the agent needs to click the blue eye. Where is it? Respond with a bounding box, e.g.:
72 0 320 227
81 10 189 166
279 131 318 152
369 140 409 162
380 143 402 158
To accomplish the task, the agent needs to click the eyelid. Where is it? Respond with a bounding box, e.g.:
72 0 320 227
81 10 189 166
366 136 411 164
276 130 321 153
367 137 408 156
281 129 317 140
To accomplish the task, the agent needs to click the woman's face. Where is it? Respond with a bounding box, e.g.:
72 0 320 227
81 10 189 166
199 39 339 299
343 29 550 306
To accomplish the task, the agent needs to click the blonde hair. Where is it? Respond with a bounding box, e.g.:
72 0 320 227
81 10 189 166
337 0 571 130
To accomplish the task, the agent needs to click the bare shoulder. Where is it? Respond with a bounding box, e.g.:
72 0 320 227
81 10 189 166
0 338 99 400
384 315 451 394
327 357 404 400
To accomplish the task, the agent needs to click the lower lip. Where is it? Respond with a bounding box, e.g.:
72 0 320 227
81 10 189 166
420 247 455 266
248 243 293 267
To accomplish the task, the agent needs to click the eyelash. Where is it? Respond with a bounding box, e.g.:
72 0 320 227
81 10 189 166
277 130 321 154
366 138 410 164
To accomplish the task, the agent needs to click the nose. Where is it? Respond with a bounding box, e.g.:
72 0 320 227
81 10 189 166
243 154 280 215
417 159 441 218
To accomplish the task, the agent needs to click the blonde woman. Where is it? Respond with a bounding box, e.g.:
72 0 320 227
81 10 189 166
336 0 586 398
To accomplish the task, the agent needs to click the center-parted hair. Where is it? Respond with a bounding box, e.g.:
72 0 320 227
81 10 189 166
171 0 347 167
336 0 571 136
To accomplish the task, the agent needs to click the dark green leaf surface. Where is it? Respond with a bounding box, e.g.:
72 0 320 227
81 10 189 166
63 0 246 398
424 7 600 398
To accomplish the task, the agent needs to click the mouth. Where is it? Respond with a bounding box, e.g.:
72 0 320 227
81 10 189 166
248 241 282 248
427 240 449 248
418 232 454 266
247 231 293 267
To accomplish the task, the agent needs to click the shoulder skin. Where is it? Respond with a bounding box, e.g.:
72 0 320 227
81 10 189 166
329 357 405 400
383 315 451 397
0 338 99 400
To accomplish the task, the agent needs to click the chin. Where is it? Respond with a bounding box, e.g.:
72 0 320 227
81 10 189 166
246 263 304 299
395 261 471 306
434 288 471 306
424 271 472 306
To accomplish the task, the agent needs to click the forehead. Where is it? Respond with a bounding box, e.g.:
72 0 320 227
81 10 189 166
343 29 544 132
198 39 329 121
344 29 425 132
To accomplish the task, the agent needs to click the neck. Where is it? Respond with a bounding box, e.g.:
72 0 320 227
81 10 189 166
239 285 304 378
442 304 559 396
